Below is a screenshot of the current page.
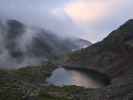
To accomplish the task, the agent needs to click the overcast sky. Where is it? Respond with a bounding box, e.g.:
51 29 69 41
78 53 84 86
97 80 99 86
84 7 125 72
0 0 133 42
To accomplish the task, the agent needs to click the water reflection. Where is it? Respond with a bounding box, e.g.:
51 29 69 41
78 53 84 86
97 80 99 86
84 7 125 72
47 68 105 88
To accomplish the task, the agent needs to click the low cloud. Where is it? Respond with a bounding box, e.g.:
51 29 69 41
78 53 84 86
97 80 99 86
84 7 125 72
0 0 133 42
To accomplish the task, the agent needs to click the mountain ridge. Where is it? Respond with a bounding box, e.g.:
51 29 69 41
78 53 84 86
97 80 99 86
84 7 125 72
0 19 91 68
64 19 133 100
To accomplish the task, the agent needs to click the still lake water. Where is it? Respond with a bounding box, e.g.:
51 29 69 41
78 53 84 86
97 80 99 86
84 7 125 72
47 68 108 88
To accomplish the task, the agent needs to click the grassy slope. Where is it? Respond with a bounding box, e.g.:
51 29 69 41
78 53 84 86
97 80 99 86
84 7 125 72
0 63 89 100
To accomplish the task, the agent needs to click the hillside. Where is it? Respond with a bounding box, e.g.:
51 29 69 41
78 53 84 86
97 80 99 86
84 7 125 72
64 19 133 100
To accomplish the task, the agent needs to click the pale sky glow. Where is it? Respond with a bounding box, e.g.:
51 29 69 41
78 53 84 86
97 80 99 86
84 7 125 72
0 0 133 42
64 1 107 24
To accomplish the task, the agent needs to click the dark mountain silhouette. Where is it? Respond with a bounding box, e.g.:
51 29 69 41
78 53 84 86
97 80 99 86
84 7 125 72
64 19 133 100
